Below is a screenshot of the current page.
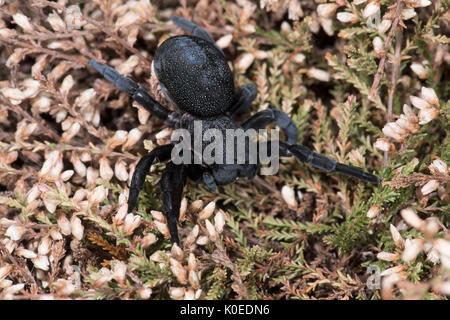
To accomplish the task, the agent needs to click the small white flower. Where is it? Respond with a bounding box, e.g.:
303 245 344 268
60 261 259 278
13 13 33 33
400 208 424 230
281 185 298 209
363 2 380 18
420 87 439 107
199 202 216 220
337 12 358 23
401 8 416 20
317 4 337 18
421 180 439 195
5 224 25 241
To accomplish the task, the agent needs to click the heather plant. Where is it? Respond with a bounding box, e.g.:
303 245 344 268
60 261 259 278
0 0 448 300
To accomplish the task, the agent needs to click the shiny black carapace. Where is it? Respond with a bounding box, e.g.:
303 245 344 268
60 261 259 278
89 16 380 243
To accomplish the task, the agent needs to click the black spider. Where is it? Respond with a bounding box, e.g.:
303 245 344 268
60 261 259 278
89 16 380 244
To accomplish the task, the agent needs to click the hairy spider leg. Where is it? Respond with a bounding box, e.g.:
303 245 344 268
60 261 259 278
170 15 224 56
128 144 174 214
161 162 186 244
89 60 172 122
241 108 299 145
228 84 258 117
279 141 381 184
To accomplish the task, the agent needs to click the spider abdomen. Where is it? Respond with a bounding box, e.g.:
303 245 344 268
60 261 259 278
153 35 234 118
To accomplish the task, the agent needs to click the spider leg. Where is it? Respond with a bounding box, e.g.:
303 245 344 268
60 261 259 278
161 162 186 244
242 108 298 145
128 144 174 213
89 60 172 122
278 141 380 184
227 84 257 117
202 170 218 191
170 15 224 56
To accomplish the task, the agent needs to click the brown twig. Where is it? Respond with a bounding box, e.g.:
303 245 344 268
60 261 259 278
384 28 403 166
369 0 404 100
0 36 89 66
34 0 151 69
0 93 60 141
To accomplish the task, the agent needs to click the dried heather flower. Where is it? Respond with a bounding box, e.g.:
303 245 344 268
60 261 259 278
189 200 203 213
169 287 185 300
306 68 330 82
429 160 447 175
71 216 84 241
54 279 75 296
60 75 75 96
382 122 404 142
114 160 129 181
170 258 187 284
317 4 337 18
337 12 358 23
151 210 166 222
401 8 416 20
88 185 108 205
65 5 85 30
124 128 142 149
372 36 384 56
189 270 200 289
185 225 199 248
367 205 381 218
71 153 86 177
57 213 71 236
47 11 66 32
61 170 74 181
377 252 398 261
205 219 218 242
38 237 51 256
282 185 298 209
420 87 439 107
216 34 233 49
402 238 424 262
179 198 188 222
377 19 392 33
32 255 50 271
410 96 431 110
141 233 157 249
236 53 255 72
390 224 405 249
86 167 99 186
109 130 128 149
418 107 439 124
214 210 226 234
111 261 127 284
410 62 428 79
188 253 197 271
99 157 114 181
16 248 37 259
199 201 216 220
400 208 424 230
0 264 12 281
123 214 141 235
421 180 439 195
363 2 380 18
5 224 25 241
137 286 152 299
374 138 391 152
13 13 33 33
171 243 184 262
196 235 209 246
1 87 27 104
154 220 170 238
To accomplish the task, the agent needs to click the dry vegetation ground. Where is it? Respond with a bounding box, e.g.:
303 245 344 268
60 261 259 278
0 0 449 300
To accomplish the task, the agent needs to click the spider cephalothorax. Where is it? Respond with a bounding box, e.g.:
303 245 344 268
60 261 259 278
89 16 380 243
